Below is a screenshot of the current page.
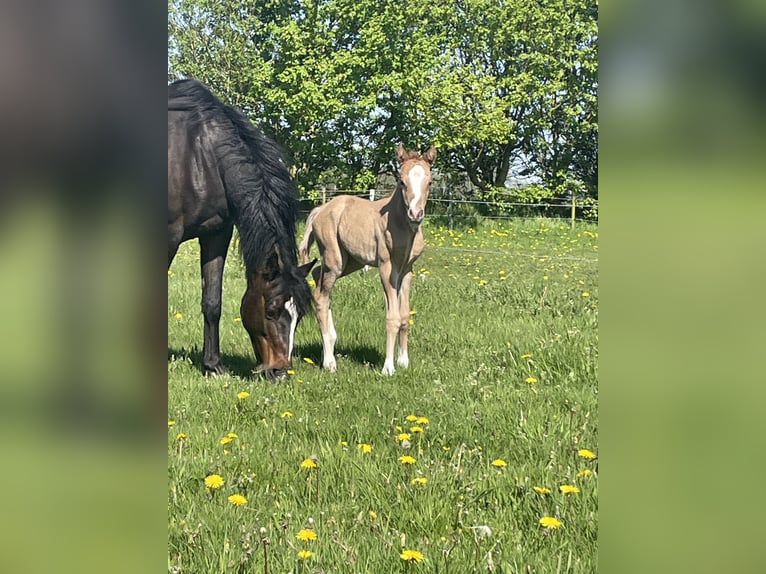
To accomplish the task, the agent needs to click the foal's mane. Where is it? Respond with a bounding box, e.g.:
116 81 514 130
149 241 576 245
168 79 299 273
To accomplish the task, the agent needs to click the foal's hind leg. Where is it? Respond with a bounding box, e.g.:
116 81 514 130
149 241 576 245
199 225 233 376
313 264 340 372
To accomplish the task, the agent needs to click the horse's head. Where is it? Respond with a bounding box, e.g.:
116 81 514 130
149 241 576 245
240 248 316 380
396 144 437 230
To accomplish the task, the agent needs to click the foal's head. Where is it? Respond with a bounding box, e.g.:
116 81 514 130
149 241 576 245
396 144 437 229
240 247 316 380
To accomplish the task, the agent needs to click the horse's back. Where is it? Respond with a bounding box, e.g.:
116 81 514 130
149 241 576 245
168 106 230 243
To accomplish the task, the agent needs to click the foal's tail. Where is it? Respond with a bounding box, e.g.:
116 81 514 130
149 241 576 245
298 206 321 264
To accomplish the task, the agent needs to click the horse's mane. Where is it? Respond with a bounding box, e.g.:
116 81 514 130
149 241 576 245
168 79 299 273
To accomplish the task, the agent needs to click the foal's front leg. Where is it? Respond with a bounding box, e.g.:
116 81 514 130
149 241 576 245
396 270 414 369
313 266 339 372
379 261 400 375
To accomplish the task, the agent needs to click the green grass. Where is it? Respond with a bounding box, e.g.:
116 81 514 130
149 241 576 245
168 217 598 573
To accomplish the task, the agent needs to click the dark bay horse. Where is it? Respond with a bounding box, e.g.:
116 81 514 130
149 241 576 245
299 145 436 375
168 79 315 379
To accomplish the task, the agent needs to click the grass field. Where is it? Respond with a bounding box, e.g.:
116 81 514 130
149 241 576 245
168 217 598 573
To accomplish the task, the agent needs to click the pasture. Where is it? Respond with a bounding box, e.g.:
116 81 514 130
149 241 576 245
168 217 598 573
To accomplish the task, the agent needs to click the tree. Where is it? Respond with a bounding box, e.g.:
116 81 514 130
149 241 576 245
168 0 598 197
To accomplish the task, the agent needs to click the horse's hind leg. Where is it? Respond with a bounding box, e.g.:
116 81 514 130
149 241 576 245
199 225 233 376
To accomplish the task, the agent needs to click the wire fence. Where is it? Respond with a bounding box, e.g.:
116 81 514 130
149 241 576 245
298 186 597 229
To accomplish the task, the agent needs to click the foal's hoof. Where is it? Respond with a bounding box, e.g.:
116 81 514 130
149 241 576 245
205 363 229 377
322 357 337 372
381 362 395 376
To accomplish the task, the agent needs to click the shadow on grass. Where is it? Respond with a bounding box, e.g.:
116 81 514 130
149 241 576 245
296 342 384 369
167 347 256 379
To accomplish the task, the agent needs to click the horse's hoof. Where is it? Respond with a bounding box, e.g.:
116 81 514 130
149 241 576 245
205 364 229 377
381 362 395 376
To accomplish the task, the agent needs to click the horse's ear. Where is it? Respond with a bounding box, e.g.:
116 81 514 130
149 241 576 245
298 258 317 278
261 247 281 281
396 144 407 164
423 145 437 165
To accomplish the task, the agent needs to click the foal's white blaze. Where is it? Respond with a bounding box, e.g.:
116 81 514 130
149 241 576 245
407 164 426 215
285 297 298 359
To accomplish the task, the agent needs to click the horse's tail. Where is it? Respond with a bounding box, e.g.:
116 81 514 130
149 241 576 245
298 206 321 264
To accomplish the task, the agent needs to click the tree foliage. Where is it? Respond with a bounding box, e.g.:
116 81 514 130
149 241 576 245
169 0 597 197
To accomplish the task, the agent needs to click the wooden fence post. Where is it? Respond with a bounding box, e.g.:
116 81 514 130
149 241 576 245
447 184 454 230
570 194 576 230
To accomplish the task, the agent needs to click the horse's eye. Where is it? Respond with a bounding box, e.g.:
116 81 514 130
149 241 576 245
265 304 281 321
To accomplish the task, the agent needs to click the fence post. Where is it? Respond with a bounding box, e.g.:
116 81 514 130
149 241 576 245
570 194 576 230
369 188 375 201
321 185 326 205
447 184 454 230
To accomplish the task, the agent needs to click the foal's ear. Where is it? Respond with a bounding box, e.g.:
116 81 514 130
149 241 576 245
423 145 437 165
396 143 407 164
298 258 317 278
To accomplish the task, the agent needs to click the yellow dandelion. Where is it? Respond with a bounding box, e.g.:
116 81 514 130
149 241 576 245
369 511 378 521
582 291 590 297
409 318 415 325
578 448 596 459
559 484 580 494
416 416 429 425
297 549 313 560
219 436 233 445
236 391 250 399
204 474 225 489
520 353 533 359
397 432 411 441
296 529 317 541
168 420 176 428
228 494 247 506
478 279 488 286
301 458 318 469
227 432 238 439
409 310 417 315
176 432 187 440
525 376 538 384
411 476 428 485
357 443 373 454
540 516 562 529
405 414 418 422
491 459 507 467
234 316 242 322
410 425 424 433
281 411 294 418
533 486 552 494
399 455 416 464
174 312 183 319
576 469 593 478
286 369 295 375
400 549 425 562
303 357 315 365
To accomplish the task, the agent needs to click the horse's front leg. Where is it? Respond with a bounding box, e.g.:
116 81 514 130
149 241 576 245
379 261 400 375
396 269 414 369
199 226 233 376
